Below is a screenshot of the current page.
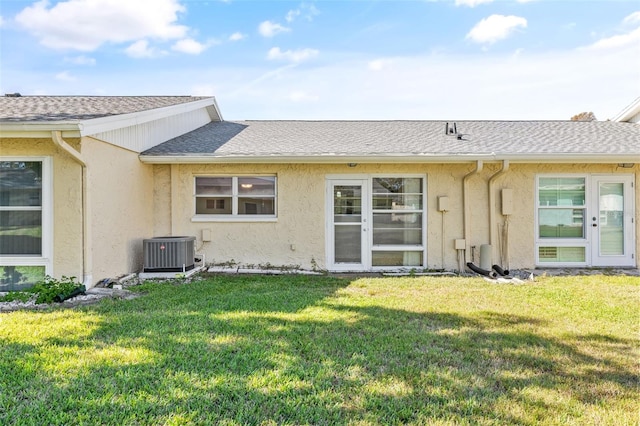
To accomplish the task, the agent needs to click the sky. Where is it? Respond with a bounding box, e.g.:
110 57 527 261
0 0 638 121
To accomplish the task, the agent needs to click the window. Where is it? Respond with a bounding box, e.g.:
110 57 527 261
0 158 51 291
538 177 585 238
371 177 424 267
194 176 276 219
536 176 586 265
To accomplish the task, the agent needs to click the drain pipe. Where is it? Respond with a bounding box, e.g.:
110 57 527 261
51 131 93 287
488 160 509 264
462 160 483 264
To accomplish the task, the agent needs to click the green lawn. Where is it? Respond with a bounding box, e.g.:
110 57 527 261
0 274 638 425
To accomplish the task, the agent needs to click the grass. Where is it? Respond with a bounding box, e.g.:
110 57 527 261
0 274 638 425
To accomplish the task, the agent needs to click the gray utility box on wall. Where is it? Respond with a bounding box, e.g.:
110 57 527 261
143 236 196 272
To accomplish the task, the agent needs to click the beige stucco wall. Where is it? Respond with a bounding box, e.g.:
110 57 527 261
1 136 156 285
82 137 155 282
157 162 638 271
0 138 84 279
4 137 634 283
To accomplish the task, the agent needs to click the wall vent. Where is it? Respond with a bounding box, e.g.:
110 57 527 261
143 236 196 272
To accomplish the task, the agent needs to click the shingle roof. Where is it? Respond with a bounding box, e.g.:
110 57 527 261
140 120 640 159
0 96 211 122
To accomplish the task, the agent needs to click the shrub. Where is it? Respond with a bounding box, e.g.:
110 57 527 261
0 291 32 303
29 276 84 304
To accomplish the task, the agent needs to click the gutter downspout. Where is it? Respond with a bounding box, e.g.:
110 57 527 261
488 160 509 264
463 160 483 264
52 131 92 287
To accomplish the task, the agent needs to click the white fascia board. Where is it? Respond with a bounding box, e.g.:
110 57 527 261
78 97 219 136
139 152 640 164
611 96 640 122
0 122 81 138
207 98 223 121
140 153 495 164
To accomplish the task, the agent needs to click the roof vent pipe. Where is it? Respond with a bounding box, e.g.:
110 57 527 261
445 122 457 135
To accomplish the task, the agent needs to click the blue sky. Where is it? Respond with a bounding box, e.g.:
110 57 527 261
1 0 638 120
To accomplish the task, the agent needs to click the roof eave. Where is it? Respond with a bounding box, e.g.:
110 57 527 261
0 122 81 138
138 153 639 164
79 97 220 136
0 97 221 139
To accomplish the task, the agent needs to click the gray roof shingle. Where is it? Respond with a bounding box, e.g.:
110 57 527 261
0 96 211 122
140 120 640 158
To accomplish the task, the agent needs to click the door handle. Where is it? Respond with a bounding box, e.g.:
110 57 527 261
592 224 597 227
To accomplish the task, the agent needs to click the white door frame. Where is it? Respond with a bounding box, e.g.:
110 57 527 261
326 174 427 271
326 178 369 271
590 174 635 267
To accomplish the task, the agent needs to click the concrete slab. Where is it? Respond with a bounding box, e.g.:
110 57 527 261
139 266 205 280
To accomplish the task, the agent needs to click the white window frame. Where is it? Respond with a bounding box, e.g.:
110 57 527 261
0 156 54 276
192 175 277 222
370 174 427 270
325 173 427 271
535 174 588 267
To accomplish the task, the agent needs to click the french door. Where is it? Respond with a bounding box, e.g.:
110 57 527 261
591 175 635 267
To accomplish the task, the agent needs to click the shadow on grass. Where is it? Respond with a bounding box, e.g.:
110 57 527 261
1 275 638 425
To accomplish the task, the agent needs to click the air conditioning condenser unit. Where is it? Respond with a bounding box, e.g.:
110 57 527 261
143 236 196 272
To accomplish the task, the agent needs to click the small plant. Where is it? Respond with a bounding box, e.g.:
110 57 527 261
258 262 274 270
310 257 327 274
29 276 84 304
0 291 32 303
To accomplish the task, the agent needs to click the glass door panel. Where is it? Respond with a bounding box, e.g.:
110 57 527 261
330 182 368 269
334 185 363 263
591 176 634 267
598 182 624 256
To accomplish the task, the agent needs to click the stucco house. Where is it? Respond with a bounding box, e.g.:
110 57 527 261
1 95 638 290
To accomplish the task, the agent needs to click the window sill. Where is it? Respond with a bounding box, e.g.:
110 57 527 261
191 216 278 223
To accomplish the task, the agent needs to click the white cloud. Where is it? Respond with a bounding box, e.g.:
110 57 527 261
286 9 300 23
229 32 246 41
622 11 640 26
288 91 318 102
585 27 640 51
267 47 318 63
65 55 96 66
511 48 524 59
215 42 637 121
258 20 290 37
368 59 391 71
286 3 320 22
125 40 159 58
15 0 188 51
171 38 209 55
455 0 493 7
0 15 5 28
466 14 527 44
55 71 76 81
191 84 217 96
583 11 640 51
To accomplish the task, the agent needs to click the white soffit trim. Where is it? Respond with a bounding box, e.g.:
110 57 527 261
79 97 220 136
138 153 638 164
